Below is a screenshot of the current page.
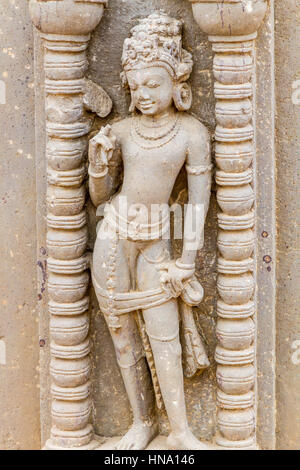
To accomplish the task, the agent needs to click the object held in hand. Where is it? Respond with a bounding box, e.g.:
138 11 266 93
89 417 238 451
89 124 117 174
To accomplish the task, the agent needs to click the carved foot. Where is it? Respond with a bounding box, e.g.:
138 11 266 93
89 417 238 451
114 421 159 450
167 429 209 450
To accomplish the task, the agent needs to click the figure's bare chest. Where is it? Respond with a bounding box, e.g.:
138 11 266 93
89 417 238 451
121 137 187 177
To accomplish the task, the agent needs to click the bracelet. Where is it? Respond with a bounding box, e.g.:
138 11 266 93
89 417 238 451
175 259 195 271
186 163 213 175
88 164 108 178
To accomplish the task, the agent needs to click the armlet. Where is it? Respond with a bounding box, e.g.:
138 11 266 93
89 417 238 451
185 163 213 175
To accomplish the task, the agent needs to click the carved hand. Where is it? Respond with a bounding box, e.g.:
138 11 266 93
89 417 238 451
159 260 195 298
89 125 117 173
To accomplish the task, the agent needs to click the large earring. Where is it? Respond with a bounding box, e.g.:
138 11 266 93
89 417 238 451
173 83 192 111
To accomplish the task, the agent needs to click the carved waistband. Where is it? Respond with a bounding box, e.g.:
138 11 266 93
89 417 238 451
92 274 172 316
104 202 170 241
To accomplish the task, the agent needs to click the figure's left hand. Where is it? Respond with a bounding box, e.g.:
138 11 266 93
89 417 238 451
159 260 195 298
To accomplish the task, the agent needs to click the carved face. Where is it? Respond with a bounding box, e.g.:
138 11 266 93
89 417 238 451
126 66 174 116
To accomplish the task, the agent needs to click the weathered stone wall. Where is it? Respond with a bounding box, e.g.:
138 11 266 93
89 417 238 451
275 0 300 450
0 0 40 450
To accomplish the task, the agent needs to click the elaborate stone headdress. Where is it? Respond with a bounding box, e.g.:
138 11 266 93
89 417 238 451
122 12 193 111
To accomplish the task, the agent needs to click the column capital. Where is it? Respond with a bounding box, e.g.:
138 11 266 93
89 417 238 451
29 0 107 36
188 0 268 37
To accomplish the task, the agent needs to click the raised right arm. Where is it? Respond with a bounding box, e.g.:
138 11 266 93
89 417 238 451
88 125 122 207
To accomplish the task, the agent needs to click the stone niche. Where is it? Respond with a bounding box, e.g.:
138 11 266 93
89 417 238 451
27 0 279 450
87 0 217 441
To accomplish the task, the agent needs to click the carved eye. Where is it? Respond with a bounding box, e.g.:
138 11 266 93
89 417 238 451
147 81 160 89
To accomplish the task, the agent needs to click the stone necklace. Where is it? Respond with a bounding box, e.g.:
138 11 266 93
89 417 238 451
131 113 182 150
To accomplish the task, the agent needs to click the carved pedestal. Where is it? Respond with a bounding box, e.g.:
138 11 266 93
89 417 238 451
29 0 108 450
189 0 267 448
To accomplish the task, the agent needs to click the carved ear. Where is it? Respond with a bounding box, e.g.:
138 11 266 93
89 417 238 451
83 78 112 118
129 99 136 113
176 50 193 83
173 82 192 111
120 71 129 89
120 71 135 113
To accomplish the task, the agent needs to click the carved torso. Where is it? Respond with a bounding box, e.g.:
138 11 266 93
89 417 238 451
111 112 206 210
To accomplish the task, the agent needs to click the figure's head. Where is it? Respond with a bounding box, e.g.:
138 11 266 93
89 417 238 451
121 12 193 116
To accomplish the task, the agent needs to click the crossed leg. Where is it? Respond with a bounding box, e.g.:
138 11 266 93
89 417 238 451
93 232 158 450
137 241 209 450
104 312 158 450
93 229 208 449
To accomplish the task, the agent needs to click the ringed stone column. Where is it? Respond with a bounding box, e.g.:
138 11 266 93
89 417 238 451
29 0 108 450
189 0 267 448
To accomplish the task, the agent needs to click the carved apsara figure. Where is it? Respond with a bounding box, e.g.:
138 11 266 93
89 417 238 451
89 12 212 450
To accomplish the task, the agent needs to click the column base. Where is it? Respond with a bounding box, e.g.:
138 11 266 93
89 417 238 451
216 435 256 449
44 437 103 450
44 435 258 450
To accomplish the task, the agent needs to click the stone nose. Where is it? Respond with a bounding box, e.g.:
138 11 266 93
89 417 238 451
138 87 151 102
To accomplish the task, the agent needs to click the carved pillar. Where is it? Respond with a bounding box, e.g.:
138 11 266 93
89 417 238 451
189 0 267 448
29 0 108 450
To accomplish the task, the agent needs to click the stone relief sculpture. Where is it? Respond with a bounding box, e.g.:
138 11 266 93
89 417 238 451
26 0 270 451
88 12 212 450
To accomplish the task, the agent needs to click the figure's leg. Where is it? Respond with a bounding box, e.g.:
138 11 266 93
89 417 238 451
105 313 158 450
137 242 208 450
93 232 157 449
